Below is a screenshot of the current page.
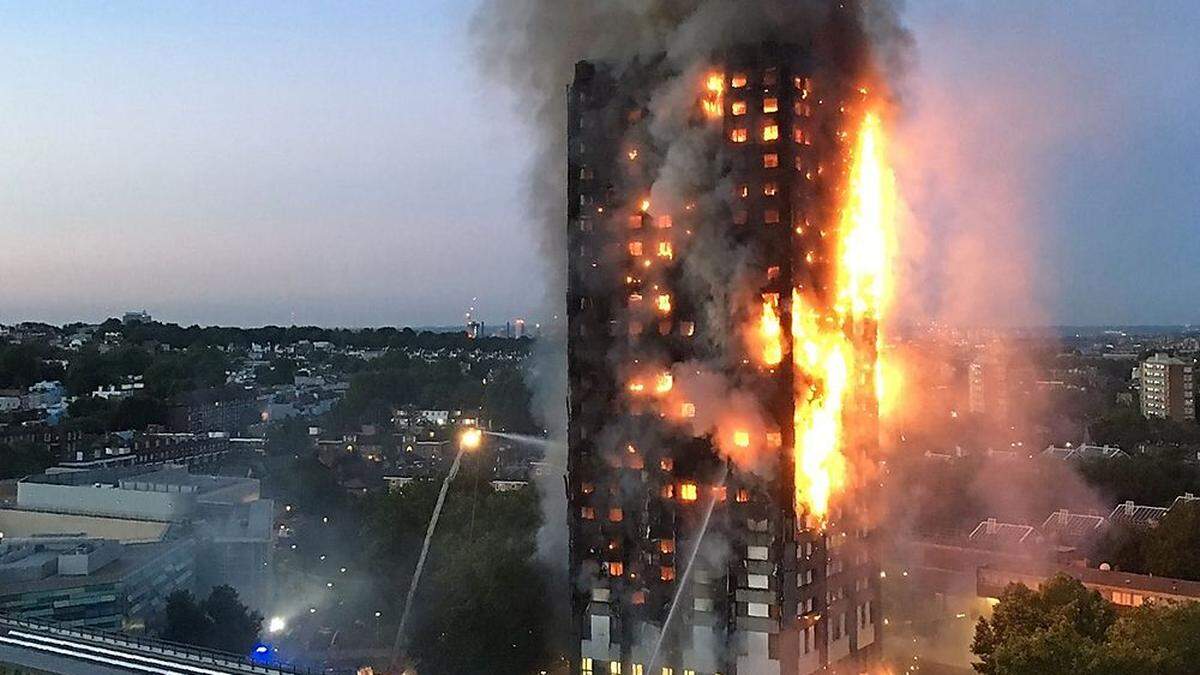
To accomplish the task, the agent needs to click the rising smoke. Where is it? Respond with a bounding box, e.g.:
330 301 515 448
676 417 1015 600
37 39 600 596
472 0 912 664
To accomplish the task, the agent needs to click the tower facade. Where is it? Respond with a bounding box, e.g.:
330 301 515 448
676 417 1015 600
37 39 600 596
567 43 882 675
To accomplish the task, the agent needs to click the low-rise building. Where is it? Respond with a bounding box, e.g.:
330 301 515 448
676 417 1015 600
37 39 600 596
0 536 194 631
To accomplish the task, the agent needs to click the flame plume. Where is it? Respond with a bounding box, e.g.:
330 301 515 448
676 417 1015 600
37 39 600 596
792 107 895 525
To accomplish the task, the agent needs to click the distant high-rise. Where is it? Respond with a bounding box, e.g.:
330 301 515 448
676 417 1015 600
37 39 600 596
566 41 882 675
1140 353 1197 422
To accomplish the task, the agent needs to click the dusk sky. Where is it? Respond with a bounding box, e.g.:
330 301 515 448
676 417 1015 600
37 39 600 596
1 1 1197 328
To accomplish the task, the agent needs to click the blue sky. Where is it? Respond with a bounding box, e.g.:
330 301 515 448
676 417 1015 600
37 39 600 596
0 1 1196 327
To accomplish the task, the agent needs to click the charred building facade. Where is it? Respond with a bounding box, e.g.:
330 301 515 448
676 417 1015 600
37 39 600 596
567 42 883 675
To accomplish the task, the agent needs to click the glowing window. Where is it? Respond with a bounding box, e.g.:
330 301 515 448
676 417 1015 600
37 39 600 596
629 214 643 229
661 566 676 581
732 101 748 116
762 124 779 142
730 128 748 143
661 484 674 498
763 182 778 196
765 209 781 224
582 506 595 520
632 591 646 605
657 242 673 259
660 539 675 554
734 430 751 447
655 294 671 314
767 266 781 279
763 153 779 168
610 660 622 674
582 658 594 675
795 101 812 117
663 669 673 675
736 489 750 503
660 458 674 471
794 127 811 145
632 665 644 675
766 432 782 447
681 402 696 418
731 74 748 88
763 97 778 113
737 184 750 198
656 215 673 229
609 508 624 522
582 482 594 494
628 241 643 256
680 482 698 501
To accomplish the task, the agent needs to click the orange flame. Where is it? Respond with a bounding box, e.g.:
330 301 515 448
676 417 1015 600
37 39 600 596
702 73 724 118
792 107 895 526
760 295 784 366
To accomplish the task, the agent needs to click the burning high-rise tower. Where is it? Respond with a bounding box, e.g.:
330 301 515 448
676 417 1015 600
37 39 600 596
564 5 897 673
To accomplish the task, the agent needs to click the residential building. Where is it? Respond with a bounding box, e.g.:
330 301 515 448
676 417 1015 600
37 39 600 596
566 43 880 675
1140 353 1197 421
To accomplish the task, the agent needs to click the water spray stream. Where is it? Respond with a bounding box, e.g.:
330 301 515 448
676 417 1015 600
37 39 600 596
648 464 729 673
390 444 467 667
484 430 556 450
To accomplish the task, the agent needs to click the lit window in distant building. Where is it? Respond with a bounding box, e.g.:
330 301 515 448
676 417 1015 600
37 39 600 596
763 153 779 168
607 561 624 577
731 128 748 143
628 241 643 256
660 566 676 581
762 124 779 141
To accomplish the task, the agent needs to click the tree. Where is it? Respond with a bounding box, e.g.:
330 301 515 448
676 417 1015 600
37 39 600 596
161 586 262 655
264 418 312 457
1100 602 1200 675
972 575 1115 675
1142 502 1200 580
162 590 210 644
0 442 57 479
202 585 264 655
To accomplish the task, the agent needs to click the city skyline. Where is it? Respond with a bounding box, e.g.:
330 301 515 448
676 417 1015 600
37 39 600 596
2 1 1198 327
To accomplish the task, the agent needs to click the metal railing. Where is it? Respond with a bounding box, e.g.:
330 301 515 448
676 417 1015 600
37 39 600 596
0 613 355 674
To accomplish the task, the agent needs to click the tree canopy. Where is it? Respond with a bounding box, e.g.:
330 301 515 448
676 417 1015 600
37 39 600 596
972 574 1200 675
162 586 263 655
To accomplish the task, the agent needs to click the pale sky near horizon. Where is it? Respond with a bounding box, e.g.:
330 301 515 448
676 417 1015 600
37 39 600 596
1 1 1197 328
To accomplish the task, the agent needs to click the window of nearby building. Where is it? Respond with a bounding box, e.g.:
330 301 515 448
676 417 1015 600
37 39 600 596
582 658 594 674
763 97 778 113
762 124 779 141
732 101 748 115
731 74 748 88
731 128 748 143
